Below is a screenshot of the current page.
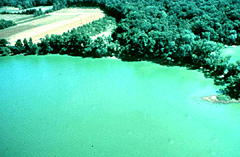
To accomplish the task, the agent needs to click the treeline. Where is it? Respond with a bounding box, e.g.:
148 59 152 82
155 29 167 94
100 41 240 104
0 19 16 29
0 0 240 99
0 16 118 57
0 8 44 16
0 0 53 9
63 17 115 37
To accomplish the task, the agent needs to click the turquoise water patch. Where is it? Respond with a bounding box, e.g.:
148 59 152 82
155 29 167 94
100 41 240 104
0 55 240 156
221 46 240 63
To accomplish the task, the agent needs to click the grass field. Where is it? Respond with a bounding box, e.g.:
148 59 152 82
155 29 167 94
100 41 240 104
0 8 105 44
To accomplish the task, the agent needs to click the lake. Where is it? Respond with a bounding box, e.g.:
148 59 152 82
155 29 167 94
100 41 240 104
221 46 240 63
0 55 240 156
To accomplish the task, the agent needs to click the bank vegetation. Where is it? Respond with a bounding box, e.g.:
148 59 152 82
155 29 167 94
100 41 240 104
0 0 240 101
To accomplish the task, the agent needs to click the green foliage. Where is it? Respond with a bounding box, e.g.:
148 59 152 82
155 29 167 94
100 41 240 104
33 8 43 16
13 39 24 54
224 74 240 99
33 16 115 57
23 38 39 55
0 39 11 56
38 35 53 55
0 39 9 46
0 19 16 29
0 47 11 56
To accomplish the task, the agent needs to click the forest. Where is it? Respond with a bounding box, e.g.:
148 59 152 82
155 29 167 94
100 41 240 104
0 0 240 100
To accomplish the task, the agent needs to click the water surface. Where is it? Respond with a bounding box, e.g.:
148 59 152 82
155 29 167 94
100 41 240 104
221 46 240 62
0 55 240 157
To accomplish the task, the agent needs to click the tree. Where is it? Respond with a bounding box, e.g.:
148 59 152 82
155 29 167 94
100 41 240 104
0 39 9 47
23 38 30 54
0 47 11 56
24 38 38 55
11 39 24 55
38 37 53 55
224 74 240 99
0 19 16 29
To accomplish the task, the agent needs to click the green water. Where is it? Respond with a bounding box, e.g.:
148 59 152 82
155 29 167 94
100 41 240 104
0 55 240 157
221 46 240 63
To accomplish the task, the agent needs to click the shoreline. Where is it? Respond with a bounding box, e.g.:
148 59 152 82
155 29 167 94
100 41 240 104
202 95 240 104
1 54 239 104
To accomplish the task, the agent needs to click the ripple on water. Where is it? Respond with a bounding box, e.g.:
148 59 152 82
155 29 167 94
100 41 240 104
168 138 175 145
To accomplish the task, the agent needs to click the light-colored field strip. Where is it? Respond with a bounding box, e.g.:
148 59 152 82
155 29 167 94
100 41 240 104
0 6 20 13
0 6 53 13
0 14 33 22
0 8 105 44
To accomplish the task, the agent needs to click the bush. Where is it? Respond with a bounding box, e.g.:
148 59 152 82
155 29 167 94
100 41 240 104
0 19 16 29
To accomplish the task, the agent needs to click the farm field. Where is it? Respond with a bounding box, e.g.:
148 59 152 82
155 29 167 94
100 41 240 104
0 8 105 44
0 14 33 22
0 6 53 13
0 6 21 13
